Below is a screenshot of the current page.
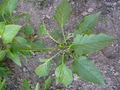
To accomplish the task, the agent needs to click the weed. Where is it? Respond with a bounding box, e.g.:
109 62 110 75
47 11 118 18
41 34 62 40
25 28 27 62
0 0 116 89
35 0 116 86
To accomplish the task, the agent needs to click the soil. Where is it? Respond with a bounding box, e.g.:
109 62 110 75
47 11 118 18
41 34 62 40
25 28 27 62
6 0 120 90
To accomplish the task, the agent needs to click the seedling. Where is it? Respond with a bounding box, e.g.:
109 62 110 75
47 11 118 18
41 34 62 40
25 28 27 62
35 0 116 86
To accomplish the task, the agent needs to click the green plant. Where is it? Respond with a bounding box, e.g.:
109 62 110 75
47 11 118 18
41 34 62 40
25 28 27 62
0 78 6 90
0 62 9 78
0 0 49 89
35 0 116 86
0 0 18 22
0 0 46 65
0 0 116 88
23 80 40 90
22 78 52 90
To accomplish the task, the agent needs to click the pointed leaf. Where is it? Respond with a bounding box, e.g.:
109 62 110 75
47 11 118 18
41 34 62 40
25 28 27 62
44 77 52 89
23 25 34 34
38 21 48 37
76 12 101 35
35 61 51 77
0 50 6 61
72 34 116 55
7 52 21 66
33 41 47 49
72 57 105 85
55 64 73 86
14 13 31 24
0 0 18 15
23 80 30 90
0 79 6 90
0 66 9 78
2 25 21 43
13 36 31 49
54 0 72 28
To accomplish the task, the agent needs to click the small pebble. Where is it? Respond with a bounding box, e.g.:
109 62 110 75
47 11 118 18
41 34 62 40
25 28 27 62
23 67 26 72
13 10 17 14
114 72 119 76
46 15 50 19
113 2 117 6
81 11 88 16
48 51 52 54
88 8 94 13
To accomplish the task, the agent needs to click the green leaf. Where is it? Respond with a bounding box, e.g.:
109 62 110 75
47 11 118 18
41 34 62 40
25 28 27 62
38 21 48 37
0 22 5 37
23 25 34 34
0 62 9 77
7 52 21 66
2 25 21 44
34 83 40 90
76 12 101 35
44 77 52 89
51 29 63 42
0 79 6 90
0 50 6 61
14 36 31 49
35 61 51 77
33 41 47 49
72 57 105 85
15 13 30 24
72 34 116 55
23 80 30 90
55 64 73 86
0 0 18 15
15 36 27 43
0 67 8 78
54 0 72 28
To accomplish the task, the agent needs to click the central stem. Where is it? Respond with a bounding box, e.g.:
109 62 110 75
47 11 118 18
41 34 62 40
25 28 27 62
61 27 66 44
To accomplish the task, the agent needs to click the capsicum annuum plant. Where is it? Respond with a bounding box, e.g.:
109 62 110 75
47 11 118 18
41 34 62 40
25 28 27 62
35 0 116 86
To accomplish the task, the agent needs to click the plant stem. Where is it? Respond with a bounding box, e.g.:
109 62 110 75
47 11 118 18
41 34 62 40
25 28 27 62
50 51 61 60
62 53 65 65
17 47 58 52
47 33 60 44
61 27 66 43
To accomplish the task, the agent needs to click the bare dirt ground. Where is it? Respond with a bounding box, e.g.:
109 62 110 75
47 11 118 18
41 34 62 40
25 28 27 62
6 0 120 90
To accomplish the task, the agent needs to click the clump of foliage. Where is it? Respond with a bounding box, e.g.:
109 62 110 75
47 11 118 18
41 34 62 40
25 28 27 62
35 0 116 86
0 0 44 86
0 0 116 89
0 79 6 90
23 80 40 90
0 0 46 67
